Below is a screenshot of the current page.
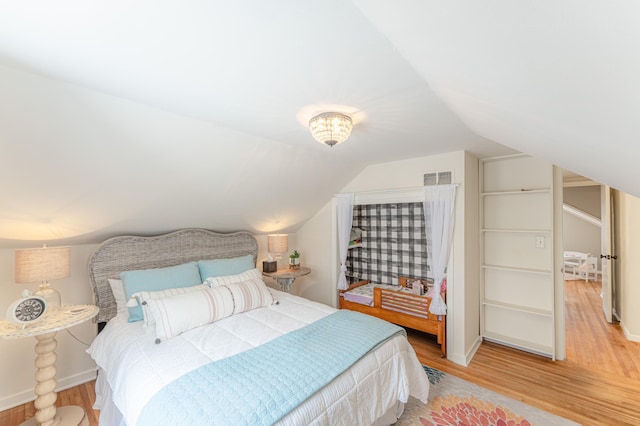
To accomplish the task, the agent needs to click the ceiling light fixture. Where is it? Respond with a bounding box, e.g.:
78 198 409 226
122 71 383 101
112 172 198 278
309 112 353 147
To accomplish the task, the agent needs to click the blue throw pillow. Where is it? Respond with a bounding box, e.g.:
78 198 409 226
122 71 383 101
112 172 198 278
121 261 202 322
197 254 255 281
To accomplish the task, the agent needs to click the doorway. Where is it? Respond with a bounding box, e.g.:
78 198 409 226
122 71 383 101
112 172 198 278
561 171 638 378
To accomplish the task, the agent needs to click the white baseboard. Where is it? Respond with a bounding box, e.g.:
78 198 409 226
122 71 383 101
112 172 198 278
448 352 468 366
463 336 482 366
0 369 97 412
621 321 640 342
447 336 482 367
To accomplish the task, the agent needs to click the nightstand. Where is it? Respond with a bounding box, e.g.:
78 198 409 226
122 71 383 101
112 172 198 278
262 267 311 293
0 304 99 426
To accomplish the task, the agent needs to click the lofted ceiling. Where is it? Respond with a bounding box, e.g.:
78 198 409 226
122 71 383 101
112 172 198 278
0 1 637 247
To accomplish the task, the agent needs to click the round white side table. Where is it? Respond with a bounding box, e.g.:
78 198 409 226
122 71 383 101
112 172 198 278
0 305 99 426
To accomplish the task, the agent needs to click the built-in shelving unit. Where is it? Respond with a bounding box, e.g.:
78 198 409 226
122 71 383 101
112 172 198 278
480 154 556 359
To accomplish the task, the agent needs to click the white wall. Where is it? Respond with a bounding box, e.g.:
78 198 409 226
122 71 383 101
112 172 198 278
564 186 601 218
562 212 601 264
462 152 481 359
0 245 98 411
563 186 601 269
295 203 334 305
613 191 640 341
297 150 480 365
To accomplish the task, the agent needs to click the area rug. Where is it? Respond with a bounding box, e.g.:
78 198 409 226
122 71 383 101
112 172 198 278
396 366 580 426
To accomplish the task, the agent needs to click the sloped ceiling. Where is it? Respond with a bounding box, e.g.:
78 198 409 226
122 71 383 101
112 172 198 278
2 1 635 247
354 1 640 194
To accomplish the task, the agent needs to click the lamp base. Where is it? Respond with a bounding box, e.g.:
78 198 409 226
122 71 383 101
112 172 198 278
35 283 61 307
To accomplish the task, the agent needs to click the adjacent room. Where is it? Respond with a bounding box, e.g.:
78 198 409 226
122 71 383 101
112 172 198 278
1 2 640 425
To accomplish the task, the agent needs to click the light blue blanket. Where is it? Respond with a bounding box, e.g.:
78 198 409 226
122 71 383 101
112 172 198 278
137 310 404 426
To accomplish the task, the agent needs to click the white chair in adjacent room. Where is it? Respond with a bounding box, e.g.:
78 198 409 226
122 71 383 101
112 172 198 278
576 256 600 282
564 251 588 279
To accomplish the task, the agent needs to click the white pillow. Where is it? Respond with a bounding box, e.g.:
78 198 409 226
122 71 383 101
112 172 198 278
108 279 127 317
140 277 275 342
203 267 262 287
134 284 208 326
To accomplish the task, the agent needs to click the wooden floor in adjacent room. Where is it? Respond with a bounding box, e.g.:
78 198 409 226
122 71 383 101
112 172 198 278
2 278 639 426
564 278 640 379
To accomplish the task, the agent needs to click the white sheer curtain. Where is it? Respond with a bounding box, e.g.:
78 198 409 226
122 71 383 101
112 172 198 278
336 193 354 290
423 184 457 315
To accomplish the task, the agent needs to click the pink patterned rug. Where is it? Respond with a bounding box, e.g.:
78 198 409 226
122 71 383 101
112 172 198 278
396 366 579 426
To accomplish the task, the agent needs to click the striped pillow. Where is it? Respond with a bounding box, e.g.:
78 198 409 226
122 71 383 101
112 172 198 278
133 284 208 327
140 277 275 342
203 268 262 287
226 277 275 314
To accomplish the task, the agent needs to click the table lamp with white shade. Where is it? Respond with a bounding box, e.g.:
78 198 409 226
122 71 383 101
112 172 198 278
15 245 70 307
267 234 288 267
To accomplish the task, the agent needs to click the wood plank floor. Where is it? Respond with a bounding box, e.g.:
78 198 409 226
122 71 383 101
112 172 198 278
564 278 640 379
0 380 99 426
2 278 639 425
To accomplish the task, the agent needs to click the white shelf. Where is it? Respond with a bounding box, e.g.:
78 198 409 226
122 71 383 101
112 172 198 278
482 299 552 317
482 331 553 357
482 189 551 196
482 228 551 234
481 264 552 275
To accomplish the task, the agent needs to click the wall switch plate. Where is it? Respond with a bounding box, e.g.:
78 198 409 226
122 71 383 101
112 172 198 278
535 236 545 248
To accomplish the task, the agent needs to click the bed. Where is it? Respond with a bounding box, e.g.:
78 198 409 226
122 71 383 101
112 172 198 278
86 229 429 425
339 277 446 357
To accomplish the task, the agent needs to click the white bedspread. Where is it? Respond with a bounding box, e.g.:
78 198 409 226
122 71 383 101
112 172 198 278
88 290 429 425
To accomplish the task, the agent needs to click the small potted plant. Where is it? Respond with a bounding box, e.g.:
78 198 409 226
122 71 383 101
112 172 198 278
289 250 300 270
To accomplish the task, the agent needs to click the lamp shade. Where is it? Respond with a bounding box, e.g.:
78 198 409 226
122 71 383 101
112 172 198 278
267 234 289 254
15 246 71 283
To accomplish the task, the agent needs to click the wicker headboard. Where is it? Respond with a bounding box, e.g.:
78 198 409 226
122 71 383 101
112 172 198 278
88 229 258 323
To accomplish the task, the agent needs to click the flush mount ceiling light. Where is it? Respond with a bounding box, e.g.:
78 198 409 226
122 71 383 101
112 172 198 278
308 112 353 147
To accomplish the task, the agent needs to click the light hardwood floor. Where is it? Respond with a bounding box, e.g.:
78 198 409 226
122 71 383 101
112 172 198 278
564 278 640 379
2 278 639 426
